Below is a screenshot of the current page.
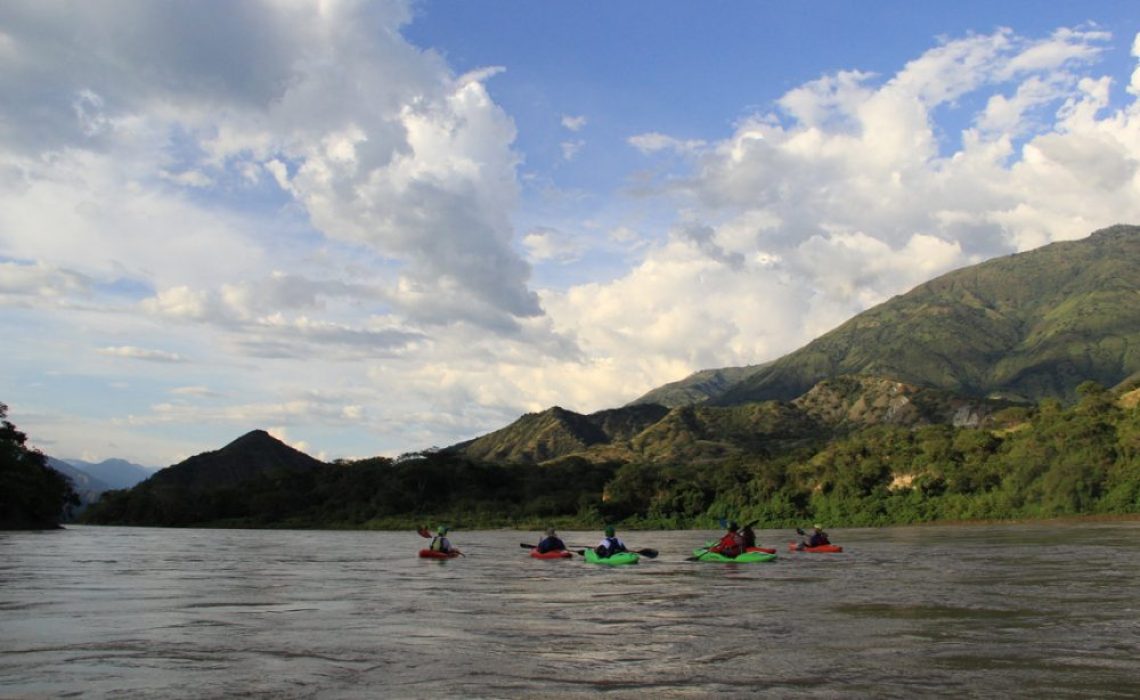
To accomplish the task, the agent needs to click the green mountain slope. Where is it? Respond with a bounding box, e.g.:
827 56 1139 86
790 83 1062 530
452 375 1015 466
713 224 1140 405
627 365 768 408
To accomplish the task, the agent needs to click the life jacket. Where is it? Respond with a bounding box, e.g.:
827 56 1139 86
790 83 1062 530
713 532 745 557
597 536 625 555
808 532 829 547
537 536 565 553
430 536 449 552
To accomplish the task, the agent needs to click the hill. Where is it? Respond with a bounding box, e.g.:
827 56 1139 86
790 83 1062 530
627 225 1140 408
451 375 1016 466
146 429 324 490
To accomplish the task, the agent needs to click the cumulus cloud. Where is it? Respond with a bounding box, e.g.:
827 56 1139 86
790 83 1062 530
0 0 540 330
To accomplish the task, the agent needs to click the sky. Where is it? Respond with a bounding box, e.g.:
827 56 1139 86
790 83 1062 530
2 1 1140 468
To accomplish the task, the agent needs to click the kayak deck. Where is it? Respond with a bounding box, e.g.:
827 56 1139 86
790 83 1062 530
583 549 639 566
419 548 461 559
692 547 777 563
787 542 844 553
529 549 573 559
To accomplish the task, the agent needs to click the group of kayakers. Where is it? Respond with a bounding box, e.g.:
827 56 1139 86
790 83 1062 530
422 521 834 558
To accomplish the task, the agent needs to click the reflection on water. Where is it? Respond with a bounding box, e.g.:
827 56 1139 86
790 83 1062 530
1 522 1139 698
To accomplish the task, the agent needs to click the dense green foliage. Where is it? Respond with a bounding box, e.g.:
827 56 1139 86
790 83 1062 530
82 384 1140 529
1 403 78 529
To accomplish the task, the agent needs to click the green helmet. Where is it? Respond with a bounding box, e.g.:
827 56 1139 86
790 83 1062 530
438 526 449 535
604 525 615 537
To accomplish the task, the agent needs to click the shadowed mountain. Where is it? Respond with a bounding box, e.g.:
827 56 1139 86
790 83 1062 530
146 429 325 490
47 458 111 516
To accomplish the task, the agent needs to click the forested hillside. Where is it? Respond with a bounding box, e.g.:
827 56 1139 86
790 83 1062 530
82 382 1140 529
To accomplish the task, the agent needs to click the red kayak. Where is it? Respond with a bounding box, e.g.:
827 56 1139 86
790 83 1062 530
529 549 572 560
788 542 843 553
419 549 462 559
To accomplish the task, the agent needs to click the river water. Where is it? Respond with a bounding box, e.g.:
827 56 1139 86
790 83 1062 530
1 522 1139 698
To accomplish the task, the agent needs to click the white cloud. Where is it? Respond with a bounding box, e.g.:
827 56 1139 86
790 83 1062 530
522 227 584 263
99 346 186 363
0 0 539 330
0 261 91 301
628 132 706 155
562 115 587 131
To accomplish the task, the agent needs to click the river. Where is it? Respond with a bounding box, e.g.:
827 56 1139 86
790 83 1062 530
1 522 1139 698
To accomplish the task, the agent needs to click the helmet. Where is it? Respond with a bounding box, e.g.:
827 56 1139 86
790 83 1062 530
604 526 615 537
438 526 450 535
545 527 556 537
813 524 822 530
728 521 739 531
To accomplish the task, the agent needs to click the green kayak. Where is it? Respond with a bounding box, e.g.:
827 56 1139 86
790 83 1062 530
691 547 777 563
584 549 640 566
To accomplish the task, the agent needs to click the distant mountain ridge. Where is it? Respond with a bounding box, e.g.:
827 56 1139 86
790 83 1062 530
451 375 1014 466
64 458 155 490
46 457 111 516
631 224 1140 407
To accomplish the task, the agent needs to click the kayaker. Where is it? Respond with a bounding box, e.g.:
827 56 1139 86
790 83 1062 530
709 521 746 558
595 526 628 557
430 526 455 554
740 524 757 549
802 524 830 548
536 527 566 554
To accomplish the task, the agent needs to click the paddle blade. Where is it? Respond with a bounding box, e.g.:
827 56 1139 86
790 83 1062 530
519 543 537 549
417 527 432 538
636 548 659 558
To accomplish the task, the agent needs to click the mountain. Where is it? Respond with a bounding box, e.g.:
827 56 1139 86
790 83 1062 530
47 458 112 514
146 429 325 490
454 226 1140 466
630 224 1140 407
66 458 155 490
457 404 669 464
451 375 1016 466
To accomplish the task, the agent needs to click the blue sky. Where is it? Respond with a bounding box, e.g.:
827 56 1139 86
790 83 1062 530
2 0 1139 467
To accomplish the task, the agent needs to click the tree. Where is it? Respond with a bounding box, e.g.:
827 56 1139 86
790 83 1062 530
0 402 78 529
